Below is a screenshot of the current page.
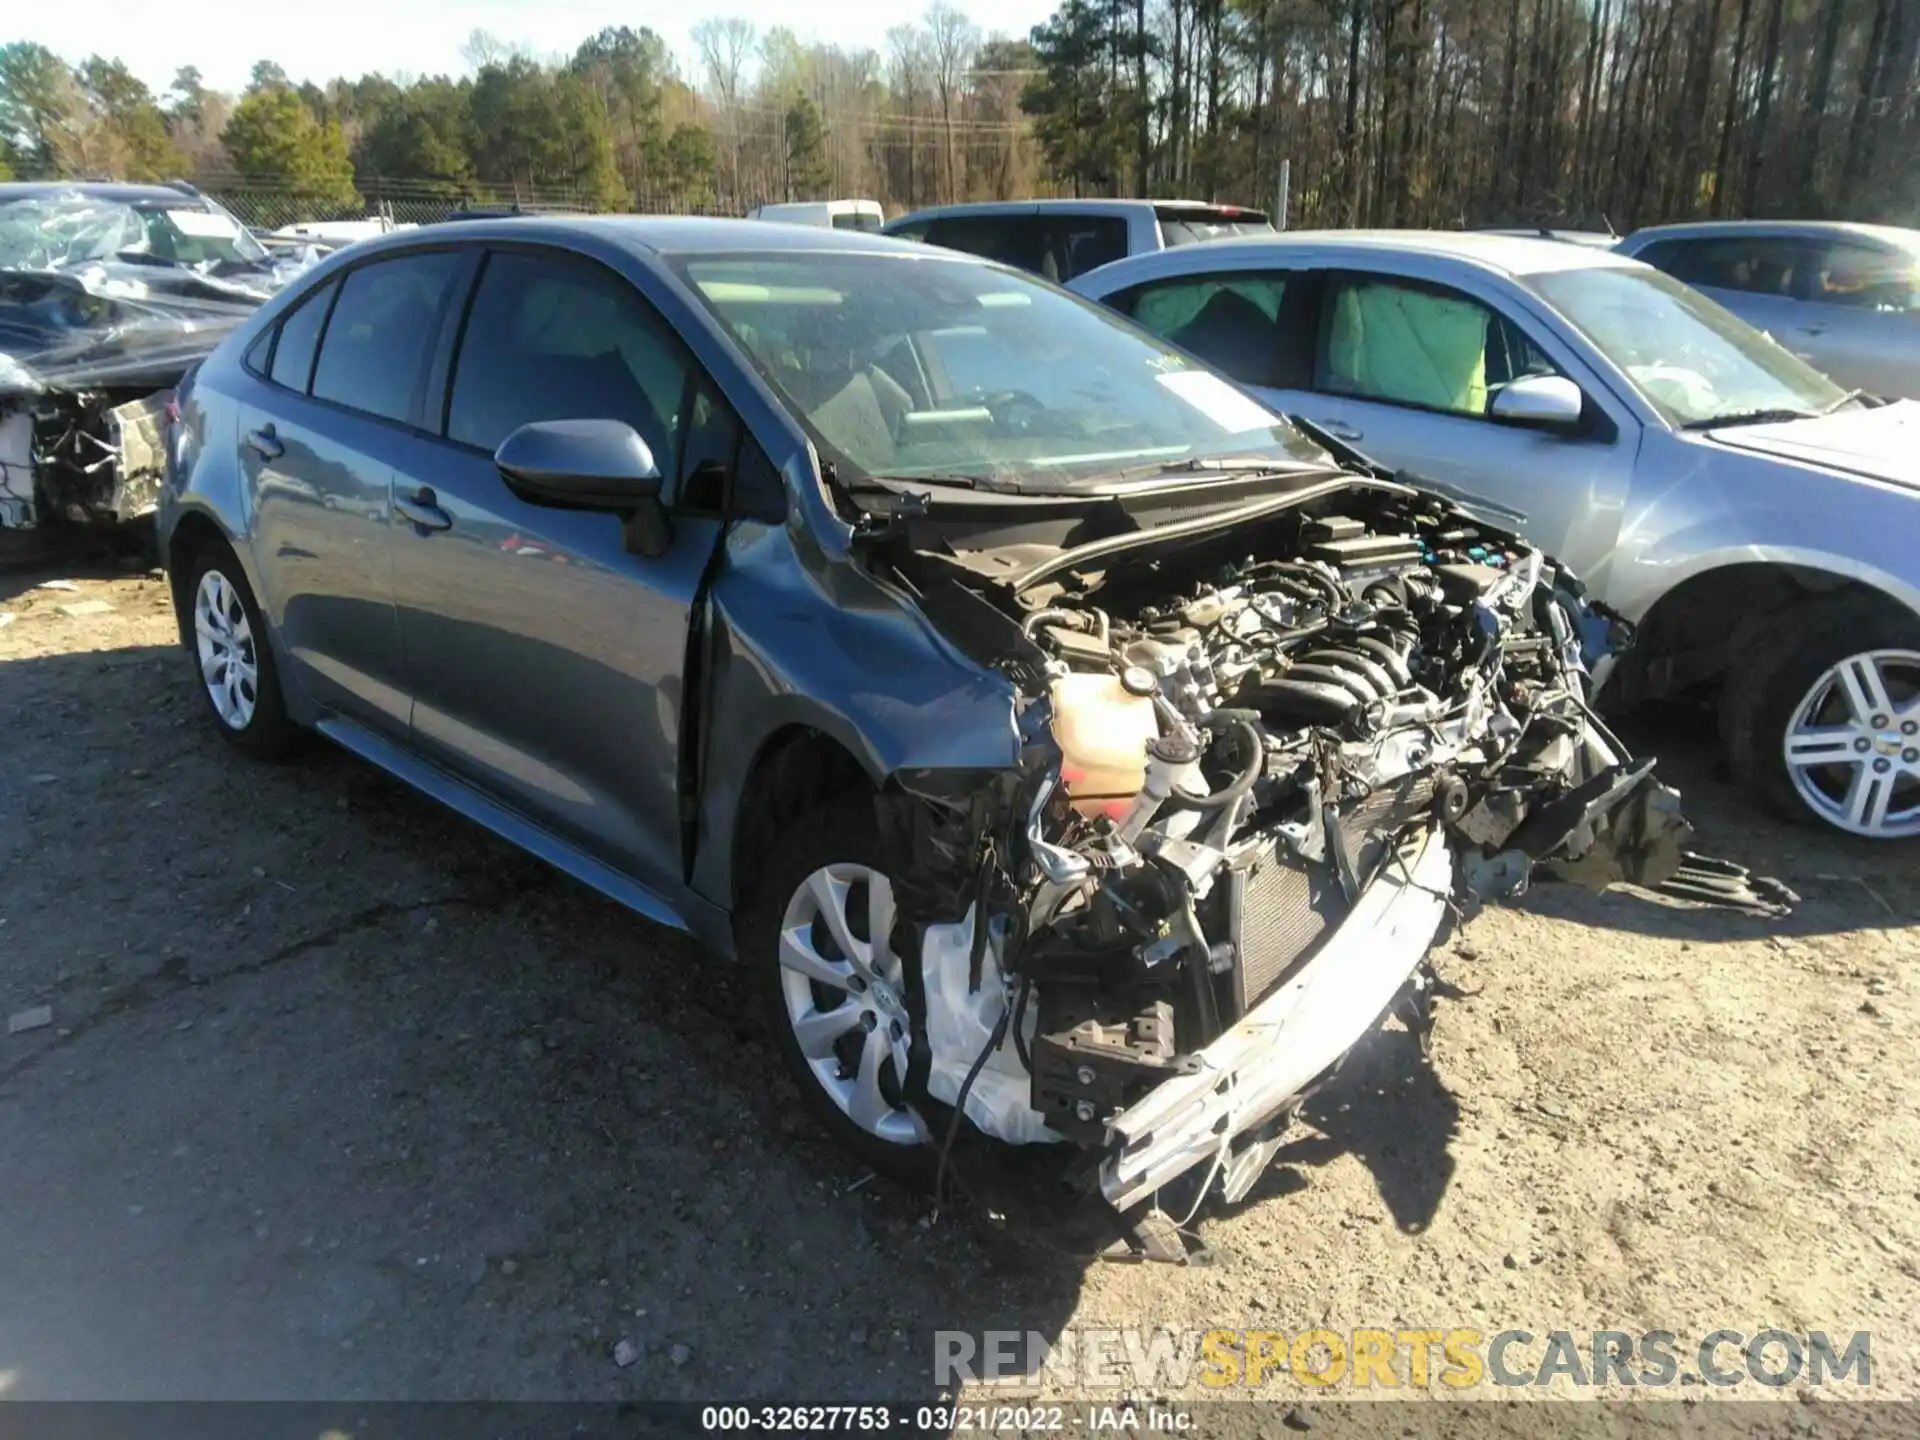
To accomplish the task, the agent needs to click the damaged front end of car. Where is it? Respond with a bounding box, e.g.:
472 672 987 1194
0 190 304 535
854 472 1710 1237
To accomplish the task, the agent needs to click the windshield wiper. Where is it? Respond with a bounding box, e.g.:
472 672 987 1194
1682 407 1819 430
1819 388 1866 415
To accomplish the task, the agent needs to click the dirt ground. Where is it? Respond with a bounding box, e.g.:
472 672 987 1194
1 558 1916 1424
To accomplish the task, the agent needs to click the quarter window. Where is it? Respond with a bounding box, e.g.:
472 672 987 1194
445 250 696 489
1319 275 1564 418
311 252 462 424
267 278 336 393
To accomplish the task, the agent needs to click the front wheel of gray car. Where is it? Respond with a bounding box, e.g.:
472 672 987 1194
742 797 936 1186
1722 593 1920 841
183 539 299 760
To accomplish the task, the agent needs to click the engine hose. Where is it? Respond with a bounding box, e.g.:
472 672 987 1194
1166 718 1263 811
1348 634 1415 688
1021 607 1086 639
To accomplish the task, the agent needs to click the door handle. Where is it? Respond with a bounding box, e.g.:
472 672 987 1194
1316 418 1364 442
393 487 453 532
244 425 283 460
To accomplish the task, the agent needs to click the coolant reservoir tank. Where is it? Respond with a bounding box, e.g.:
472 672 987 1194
1049 672 1159 818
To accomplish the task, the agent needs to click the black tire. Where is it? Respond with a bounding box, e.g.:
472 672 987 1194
738 795 936 1187
1719 590 1920 838
181 536 301 760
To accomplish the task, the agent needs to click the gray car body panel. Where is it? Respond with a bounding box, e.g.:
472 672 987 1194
161 219 1022 956
1616 220 1920 400
1067 232 1920 630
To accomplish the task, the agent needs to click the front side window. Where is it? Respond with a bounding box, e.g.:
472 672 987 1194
1120 273 1289 387
669 251 1329 493
1527 264 1847 428
445 250 694 485
311 251 463 424
1807 241 1920 314
925 215 1050 275
267 279 337 393
1319 275 1561 417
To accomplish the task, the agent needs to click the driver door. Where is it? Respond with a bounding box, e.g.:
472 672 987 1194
388 246 736 894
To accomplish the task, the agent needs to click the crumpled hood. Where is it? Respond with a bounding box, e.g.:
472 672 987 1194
1703 400 1920 491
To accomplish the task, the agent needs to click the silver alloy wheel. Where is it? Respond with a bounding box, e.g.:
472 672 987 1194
777 862 921 1146
1782 648 1920 839
193 568 259 731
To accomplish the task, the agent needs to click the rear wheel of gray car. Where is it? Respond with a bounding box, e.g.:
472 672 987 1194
1721 593 1920 840
742 797 936 1185
184 540 298 760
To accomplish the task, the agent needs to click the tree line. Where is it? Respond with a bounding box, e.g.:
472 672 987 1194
0 0 1914 229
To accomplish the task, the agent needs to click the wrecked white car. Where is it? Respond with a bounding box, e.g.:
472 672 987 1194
159 224 1781 1250
0 183 310 537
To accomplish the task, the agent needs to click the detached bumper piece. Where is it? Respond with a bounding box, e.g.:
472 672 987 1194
1099 825 1453 1211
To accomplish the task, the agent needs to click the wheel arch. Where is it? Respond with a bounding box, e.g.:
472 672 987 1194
164 507 240 649
1608 560 1920 709
727 723 878 927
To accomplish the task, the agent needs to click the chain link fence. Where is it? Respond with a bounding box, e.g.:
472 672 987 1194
196 174 776 233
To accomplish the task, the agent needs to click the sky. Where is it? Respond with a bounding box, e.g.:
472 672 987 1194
16 0 1056 97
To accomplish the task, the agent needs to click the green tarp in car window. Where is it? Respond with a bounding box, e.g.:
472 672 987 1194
1328 282 1488 413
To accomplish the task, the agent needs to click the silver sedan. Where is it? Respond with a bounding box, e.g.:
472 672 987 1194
1070 232 1920 840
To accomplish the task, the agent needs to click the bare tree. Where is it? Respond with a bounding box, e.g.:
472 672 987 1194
923 3 979 202
692 16 758 196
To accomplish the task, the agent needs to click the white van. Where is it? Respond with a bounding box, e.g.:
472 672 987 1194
744 200 885 232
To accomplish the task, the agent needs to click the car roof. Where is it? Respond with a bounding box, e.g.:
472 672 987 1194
886 197 1265 226
1079 229 1643 284
324 214 953 262
1620 219 1920 254
0 180 209 207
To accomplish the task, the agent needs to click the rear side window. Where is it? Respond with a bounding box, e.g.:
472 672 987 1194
1640 236 1807 298
1047 216 1128 278
445 249 693 485
311 252 462 423
1120 274 1289 385
267 279 336 393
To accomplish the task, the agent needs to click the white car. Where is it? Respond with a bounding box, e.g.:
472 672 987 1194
1617 220 1920 400
1070 231 1920 839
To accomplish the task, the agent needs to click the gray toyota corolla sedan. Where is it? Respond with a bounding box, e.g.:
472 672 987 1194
159 218 1709 1235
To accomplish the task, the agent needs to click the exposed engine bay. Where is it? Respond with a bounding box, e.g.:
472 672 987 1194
857 472 1773 1244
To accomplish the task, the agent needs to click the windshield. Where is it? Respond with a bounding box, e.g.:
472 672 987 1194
1526 264 1846 427
0 192 267 271
670 251 1329 490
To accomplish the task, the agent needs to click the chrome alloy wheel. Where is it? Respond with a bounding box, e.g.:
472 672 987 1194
776 863 922 1145
1782 648 1920 839
193 568 259 731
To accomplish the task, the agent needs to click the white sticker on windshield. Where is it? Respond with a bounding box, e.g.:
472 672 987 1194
1156 369 1279 433
166 208 242 238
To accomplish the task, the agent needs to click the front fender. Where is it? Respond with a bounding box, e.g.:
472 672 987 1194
690 521 1021 911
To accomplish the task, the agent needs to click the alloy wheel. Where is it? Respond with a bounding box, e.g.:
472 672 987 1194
193 568 259 731
1781 648 1920 839
776 863 922 1146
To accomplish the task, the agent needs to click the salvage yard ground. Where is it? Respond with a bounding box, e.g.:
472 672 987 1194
1 561 1916 1420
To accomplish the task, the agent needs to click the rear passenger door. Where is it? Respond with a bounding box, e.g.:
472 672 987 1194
388 244 749 894
239 247 468 737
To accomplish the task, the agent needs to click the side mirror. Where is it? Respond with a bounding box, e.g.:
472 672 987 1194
494 418 670 556
1489 374 1584 430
